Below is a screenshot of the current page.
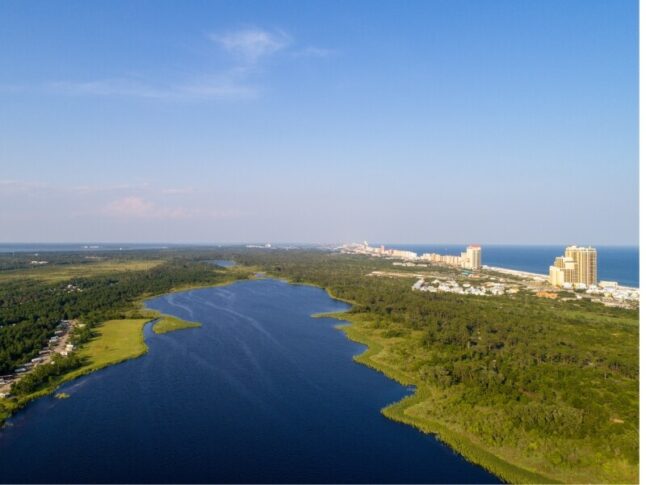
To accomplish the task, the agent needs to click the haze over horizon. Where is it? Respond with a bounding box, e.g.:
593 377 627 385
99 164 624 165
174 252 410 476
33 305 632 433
1 1 638 245
0 241 639 249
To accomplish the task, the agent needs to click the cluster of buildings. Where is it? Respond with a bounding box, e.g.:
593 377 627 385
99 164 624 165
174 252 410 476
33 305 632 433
412 277 514 297
349 242 418 260
545 245 638 304
344 242 482 270
419 245 482 270
585 282 639 303
344 242 637 305
548 245 597 287
0 320 75 398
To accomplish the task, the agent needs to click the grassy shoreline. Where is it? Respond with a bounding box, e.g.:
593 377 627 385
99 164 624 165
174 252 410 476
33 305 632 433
0 267 255 427
281 265 636 483
336 312 557 484
153 315 201 334
300 277 560 484
0 318 152 424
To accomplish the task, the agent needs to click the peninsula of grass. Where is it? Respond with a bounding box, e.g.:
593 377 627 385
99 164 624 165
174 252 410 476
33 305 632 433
0 253 257 426
0 318 150 424
153 315 201 334
76 318 150 369
1 313 205 424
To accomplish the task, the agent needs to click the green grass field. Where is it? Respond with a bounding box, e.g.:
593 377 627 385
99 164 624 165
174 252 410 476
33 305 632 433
74 318 150 370
0 260 164 283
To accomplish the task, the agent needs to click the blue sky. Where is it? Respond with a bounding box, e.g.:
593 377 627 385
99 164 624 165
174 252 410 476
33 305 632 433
0 0 638 244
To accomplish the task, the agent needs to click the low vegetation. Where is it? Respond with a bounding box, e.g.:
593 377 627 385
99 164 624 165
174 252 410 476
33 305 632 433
0 259 164 283
74 318 151 371
153 316 201 334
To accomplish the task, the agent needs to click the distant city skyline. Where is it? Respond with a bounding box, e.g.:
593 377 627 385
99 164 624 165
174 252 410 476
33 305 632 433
0 1 638 245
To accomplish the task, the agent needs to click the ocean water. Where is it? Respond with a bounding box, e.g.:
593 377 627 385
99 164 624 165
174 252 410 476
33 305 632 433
0 279 498 484
384 244 639 288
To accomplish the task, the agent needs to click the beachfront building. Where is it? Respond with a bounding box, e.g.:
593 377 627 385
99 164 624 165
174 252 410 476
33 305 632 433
565 245 597 286
548 246 597 287
349 242 417 260
389 249 418 260
346 242 482 268
465 245 482 270
420 244 482 270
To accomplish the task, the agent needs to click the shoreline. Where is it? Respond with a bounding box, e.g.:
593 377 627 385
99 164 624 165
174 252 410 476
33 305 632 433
136 274 539 483
0 268 255 428
485 264 639 291
340 320 554 484
345 247 639 289
484 264 548 280
301 281 551 484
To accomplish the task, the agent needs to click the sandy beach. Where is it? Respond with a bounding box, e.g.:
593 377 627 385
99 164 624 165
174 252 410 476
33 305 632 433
483 265 548 281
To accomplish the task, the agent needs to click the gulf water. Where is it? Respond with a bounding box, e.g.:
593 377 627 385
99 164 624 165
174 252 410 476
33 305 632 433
0 279 497 483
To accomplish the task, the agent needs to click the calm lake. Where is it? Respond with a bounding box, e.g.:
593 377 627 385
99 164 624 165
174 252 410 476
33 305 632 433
0 279 498 483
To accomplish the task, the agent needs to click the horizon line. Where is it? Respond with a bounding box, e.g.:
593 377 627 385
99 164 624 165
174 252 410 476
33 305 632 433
0 241 639 248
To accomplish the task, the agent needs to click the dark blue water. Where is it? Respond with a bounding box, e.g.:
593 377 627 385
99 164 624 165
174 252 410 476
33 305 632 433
0 279 497 484
385 244 639 287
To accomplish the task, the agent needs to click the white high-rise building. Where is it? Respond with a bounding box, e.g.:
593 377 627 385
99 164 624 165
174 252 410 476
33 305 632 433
465 245 482 270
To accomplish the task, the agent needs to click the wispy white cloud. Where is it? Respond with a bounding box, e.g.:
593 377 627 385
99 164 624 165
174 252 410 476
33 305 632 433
5 27 331 101
0 179 247 232
71 182 151 194
104 196 159 218
0 180 48 193
0 180 144 195
292 46 335 59
49 75 257 101
47 28 291 101
208 28 291 63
